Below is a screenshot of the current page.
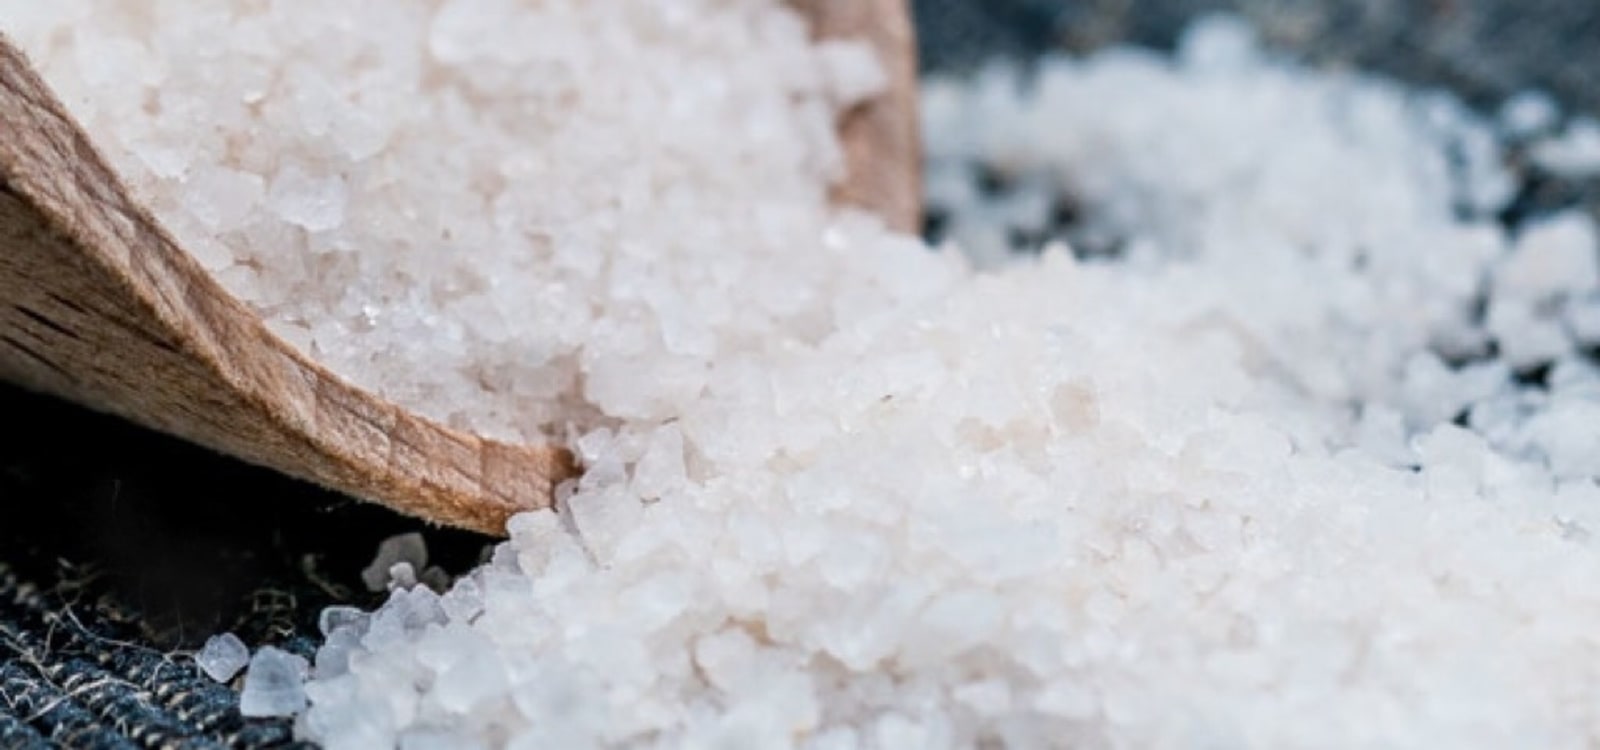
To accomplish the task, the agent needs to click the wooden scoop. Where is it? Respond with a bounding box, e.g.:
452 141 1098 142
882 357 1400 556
0 1 919 535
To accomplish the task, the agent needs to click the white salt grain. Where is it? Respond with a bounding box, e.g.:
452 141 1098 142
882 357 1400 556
1532 116 1600 177
1494 211 1600 302
318 606 369 638
239 646 311 718
397 728 487 750
1564 292 1600 345
361 532 428 592
266 164 348 233
194 632 250 683
1499 90 1560 138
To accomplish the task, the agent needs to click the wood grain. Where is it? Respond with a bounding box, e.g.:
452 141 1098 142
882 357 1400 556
0 2 919 535
791 0 923 233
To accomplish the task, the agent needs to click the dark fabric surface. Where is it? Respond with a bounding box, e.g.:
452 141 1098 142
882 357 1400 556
0 386 494 747
2 1 1598 747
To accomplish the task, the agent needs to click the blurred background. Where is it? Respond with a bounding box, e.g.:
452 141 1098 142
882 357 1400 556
1 1 1597 746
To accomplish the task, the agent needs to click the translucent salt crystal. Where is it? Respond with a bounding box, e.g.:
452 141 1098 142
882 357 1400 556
441 576 485 622
1494 212 1600 302
1486 299 1571 370
389 585 447 630
1532 117 1600 178
362 533 429 592
1177 13 1260 69
319 605 371 638
399 728 488 750
314 628 362 680
509 672 607 745
953 680 1013 715
432 647 510 714
181 165 264 231
332 107 395 161
816 531 887 588
872 714 933 749
387 561 419 590
194 632 250 683
567 486 645 559
428 0 519 64
1523 396 1600 479
239 646 311 717
903 589 1004 665
267 164 348 232
1034 682 1099 720
286 65 340 137
126 137 192 180
302 673 397 749
1499 90 1559 138
1559 313 1600 368
73 35 151 90
805 728 860 750
631 424 686 499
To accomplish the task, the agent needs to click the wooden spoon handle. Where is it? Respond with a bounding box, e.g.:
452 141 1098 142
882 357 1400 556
0 35 577 535
792 0 923 233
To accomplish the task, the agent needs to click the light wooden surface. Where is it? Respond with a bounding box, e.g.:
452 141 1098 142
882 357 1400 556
0 2 919 535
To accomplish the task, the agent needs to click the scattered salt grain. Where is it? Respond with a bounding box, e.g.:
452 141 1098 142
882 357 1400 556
386 562 419 591
266 164 348 233
239 646 311 718
194 632 250 683
1493 211 1600 302
361 533 428 592
318 606 369 639
1531 116 1600 177
1499 90 1560 138
397 728 487 750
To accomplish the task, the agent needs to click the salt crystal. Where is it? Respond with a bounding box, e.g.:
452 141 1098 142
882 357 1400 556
1532 116 1600 177
1523 396 1600 479
319 605 371 638
239 646 311 718
194 632 250 683
362 533 429 592
398 728 487 750
1486 298 1571 370
1494 211 1600 302
389 562 417 592
1177 13 1260 70
126 137 192 180
181 166 265 231
1564 293 1600 345
266 164 348 232
630 423 687 500
440 576 485 622
1499 90 1560 138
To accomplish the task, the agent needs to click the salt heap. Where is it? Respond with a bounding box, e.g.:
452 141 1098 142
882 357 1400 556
12 4 1600 749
